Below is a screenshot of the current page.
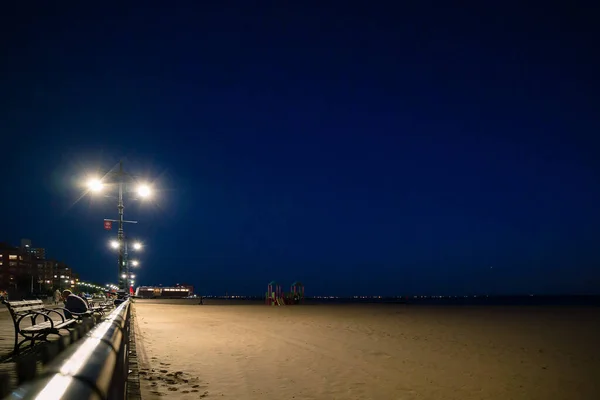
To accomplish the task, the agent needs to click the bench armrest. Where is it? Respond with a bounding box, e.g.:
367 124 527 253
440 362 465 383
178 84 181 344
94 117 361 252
18 310 54 330
42 308 66 323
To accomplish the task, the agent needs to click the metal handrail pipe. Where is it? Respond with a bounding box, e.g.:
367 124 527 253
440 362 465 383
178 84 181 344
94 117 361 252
5 300 130 400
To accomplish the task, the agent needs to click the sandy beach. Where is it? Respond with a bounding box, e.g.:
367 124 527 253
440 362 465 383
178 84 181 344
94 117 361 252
134 300 599 399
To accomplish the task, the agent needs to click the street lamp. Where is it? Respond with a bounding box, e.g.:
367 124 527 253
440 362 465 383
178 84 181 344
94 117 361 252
109 239 143 288
110 240 119 249
84 161 154 290
137 184 152 198
87 178 104 192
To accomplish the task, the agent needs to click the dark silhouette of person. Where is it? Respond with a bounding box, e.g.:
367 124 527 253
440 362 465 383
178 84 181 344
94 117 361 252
62 289 89 319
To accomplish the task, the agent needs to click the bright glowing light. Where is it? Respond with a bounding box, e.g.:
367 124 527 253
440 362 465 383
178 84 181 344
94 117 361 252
132 242 142 250
130 274 136 278
137 184 151 198
87 178 104 192
110 240 119 249
131 260 139 267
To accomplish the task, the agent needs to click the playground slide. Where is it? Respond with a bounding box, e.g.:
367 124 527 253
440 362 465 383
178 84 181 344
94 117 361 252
277 297 286 306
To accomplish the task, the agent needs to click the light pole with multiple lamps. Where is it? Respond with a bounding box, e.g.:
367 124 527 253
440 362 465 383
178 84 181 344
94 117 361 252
86 161 152 291
109 239 142 289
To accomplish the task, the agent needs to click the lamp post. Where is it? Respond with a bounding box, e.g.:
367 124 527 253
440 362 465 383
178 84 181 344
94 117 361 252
109 238 142 290
86 161 152 290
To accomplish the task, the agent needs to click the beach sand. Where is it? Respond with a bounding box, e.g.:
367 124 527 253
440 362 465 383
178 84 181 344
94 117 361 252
134 300 599 399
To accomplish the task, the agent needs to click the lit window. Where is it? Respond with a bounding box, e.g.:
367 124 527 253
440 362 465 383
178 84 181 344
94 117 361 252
0 261 2 265
9 255 17 260
60 275 64 278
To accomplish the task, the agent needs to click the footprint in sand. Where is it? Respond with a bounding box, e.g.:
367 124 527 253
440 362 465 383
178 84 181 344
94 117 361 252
159 369 168 373
168 387 178 391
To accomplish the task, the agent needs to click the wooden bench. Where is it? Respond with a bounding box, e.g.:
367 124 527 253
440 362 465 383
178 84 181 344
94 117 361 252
2 299 77 355
85 299 113 317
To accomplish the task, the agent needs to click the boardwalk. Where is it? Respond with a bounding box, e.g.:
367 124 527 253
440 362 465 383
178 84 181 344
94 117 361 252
0 304 67 393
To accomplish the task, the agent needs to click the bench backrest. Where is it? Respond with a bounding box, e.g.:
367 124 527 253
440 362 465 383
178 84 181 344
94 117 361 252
3 299 46 316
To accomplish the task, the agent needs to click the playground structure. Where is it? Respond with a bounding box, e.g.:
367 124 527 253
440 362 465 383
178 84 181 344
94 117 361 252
266 281 305 306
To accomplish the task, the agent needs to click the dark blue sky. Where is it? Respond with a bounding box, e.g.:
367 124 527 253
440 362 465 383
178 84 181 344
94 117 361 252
1 2 598 296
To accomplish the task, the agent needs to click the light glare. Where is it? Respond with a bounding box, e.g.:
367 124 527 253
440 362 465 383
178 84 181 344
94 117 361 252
110 240 119 249
137 184 151 198
87 179 104 192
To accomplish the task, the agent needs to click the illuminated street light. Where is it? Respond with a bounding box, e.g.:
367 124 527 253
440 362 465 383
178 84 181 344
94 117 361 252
131 260 139 267
82 161 156 290
137 184 152 198
110 240 120 249
87 178 104 192
121 274 127 279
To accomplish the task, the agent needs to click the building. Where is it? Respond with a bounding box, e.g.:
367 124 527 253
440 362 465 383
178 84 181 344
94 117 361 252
135 286 191 298
20 238 46 259
175 283 194 295
0 241 79 294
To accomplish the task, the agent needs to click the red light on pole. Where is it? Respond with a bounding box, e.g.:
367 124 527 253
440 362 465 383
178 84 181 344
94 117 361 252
104 221 112 230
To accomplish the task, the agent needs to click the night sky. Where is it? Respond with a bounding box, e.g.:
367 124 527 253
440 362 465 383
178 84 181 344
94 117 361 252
1 2 598 296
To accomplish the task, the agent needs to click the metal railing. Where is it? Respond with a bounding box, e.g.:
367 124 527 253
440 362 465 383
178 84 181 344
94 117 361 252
4 300 131 400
